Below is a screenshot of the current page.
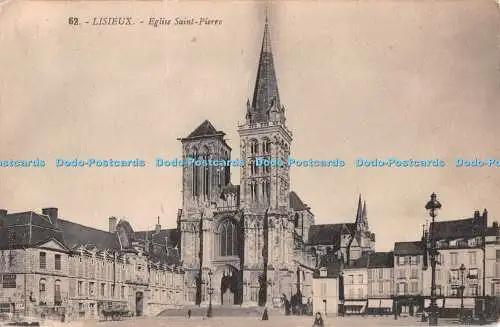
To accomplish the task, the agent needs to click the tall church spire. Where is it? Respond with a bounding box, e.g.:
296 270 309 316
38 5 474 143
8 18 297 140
355 194 363 222
249 13 281 123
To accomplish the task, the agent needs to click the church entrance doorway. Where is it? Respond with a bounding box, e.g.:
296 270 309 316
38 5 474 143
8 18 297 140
219 265 241 305
135 292 143 316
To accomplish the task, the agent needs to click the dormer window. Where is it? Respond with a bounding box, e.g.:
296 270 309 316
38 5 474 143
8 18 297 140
468 238 476 247
319 268 327 277
449 240 458 247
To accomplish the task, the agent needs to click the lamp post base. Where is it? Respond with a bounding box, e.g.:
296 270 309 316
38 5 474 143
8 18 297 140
206 304 212 318
428 303 439 326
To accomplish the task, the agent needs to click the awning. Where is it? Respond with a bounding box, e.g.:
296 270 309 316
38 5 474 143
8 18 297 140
380 299 393 308
424 299 444 308
368 299 381 308
443 298 475 308
344 300 367 313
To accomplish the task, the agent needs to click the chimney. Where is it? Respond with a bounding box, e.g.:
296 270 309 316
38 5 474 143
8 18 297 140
42 208 58 226
493 221 498 229
109 217 117 233
474 210 481 219
0 209 7 217
483 208 488 226
155 216 161 234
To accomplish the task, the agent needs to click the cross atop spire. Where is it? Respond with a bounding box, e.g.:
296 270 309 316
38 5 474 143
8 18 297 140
249 12 281 123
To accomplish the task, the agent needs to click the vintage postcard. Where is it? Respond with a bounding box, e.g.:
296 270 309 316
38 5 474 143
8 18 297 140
0 1 499 326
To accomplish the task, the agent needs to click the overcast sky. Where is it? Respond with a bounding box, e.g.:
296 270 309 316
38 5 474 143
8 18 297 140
0 0 499 252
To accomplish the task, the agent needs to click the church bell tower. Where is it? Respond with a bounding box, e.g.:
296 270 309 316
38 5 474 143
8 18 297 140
238 15 292 213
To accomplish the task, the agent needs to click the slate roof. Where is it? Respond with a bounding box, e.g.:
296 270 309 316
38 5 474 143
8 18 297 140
307 223 356 246
394 241 424 256
184 120 225 140
0 210 180 266
313 261 343 278
133 228 181 265
486 225 499 237
345 253 369 269
58 219 121 250
289 191 309 211
133 228 180 248
307 224 343 246
431 216 486 240
0 212 64 249
366 251 394 268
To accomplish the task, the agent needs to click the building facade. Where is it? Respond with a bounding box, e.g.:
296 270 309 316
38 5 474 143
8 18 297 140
393 241 426 315
366 252 394 314
312 263 341 317
485 222 500 296
343 260 368 314
0 208 185 320
422 209 500 316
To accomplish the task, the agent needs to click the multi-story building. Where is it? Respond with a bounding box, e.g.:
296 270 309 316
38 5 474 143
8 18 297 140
366 252 394 314
341 251 394 315
0 208 184 320
422 209 499 316
393 241 425 316
343 256 368 314
312 260 342 317
485 221 499 296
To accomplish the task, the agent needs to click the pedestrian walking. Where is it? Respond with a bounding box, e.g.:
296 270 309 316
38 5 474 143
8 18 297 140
312 312 324 327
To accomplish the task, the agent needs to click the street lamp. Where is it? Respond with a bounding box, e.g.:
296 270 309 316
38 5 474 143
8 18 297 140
425 192 442 326
459 263 466 321
207 269 213 318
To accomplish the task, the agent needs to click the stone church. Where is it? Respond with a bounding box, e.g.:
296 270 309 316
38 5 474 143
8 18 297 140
176 18 376 308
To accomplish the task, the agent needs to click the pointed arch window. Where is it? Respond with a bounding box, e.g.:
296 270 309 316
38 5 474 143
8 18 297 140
250 181 259 201
250 140 259 155
201 147 210 197
191 149 199 196
250 159 257 175
262 179 270 203
203 156 209 197
218 220 238 257
263 139 271 154
264 161 271 174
